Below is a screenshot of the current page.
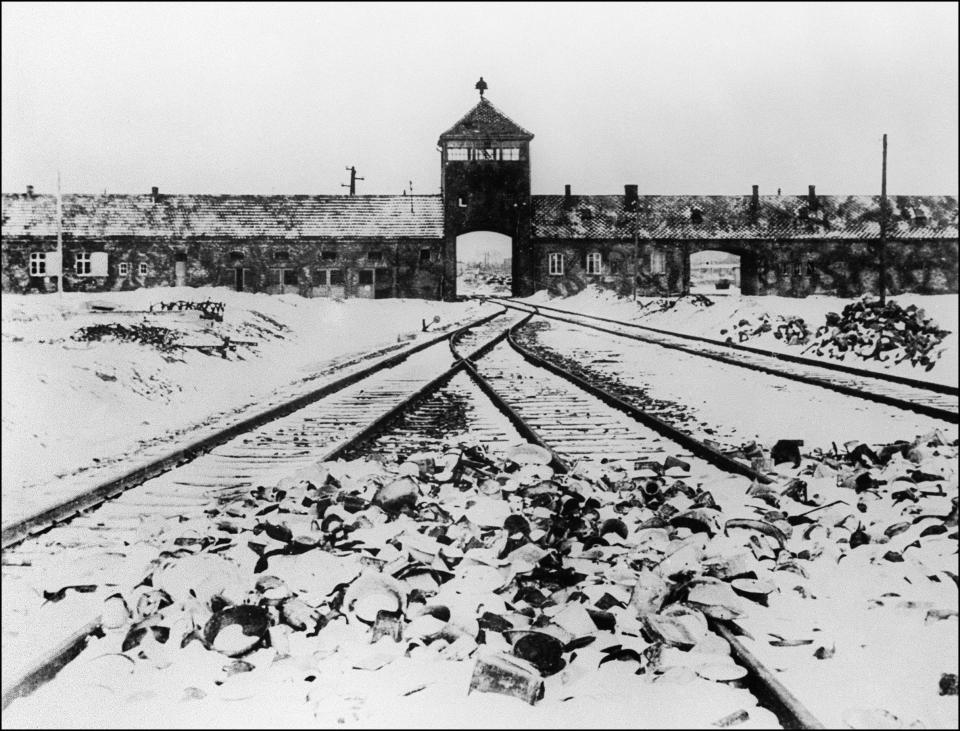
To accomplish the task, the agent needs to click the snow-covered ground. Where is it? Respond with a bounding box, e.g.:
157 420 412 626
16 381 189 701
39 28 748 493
1 288 489 522
522 288 959 387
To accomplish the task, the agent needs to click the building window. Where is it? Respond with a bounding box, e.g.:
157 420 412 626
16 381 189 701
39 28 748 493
691 209 703 225
75 252 107 276
321 251 337 261
274 250 290 261
75 252 92 275
119 262 129 276
419 248 432 263
273 268 297 285
358 269 374 285
317 269 344 286
650 250 666 274
139 262 148 276
586 252 602 275
501 147 520 161
548 252 564 276
29 252 46 276
447 148 469 161
367 250 383 263
229 251 245 261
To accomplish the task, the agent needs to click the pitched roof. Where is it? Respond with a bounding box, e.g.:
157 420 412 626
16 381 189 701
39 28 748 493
438 98 534 142
1 194 444 239
532 194 959 240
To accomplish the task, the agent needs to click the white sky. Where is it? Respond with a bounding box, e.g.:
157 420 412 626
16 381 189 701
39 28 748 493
2 2 957 196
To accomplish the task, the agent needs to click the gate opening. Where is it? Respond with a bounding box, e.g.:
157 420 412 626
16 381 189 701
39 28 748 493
689 250 742 295
456 231 512 297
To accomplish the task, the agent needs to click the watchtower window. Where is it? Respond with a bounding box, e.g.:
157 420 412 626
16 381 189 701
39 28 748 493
274 250 290 261
548 252 564 276
447 148 469 161
501 147 520 161
473 148 496 161
586 252 602 275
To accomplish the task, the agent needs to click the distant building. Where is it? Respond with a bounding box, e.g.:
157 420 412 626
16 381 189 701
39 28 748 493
3 83 957 299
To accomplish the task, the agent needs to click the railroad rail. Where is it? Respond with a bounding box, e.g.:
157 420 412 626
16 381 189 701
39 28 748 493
1 309 518 707
3 307 830 727
482 296 959 423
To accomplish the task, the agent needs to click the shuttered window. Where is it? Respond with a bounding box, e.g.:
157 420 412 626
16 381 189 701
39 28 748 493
650 250 666 274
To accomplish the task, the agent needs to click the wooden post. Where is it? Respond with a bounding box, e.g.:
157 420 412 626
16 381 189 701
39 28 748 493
56 171 63 299
879 133 887 305
632 204 639 302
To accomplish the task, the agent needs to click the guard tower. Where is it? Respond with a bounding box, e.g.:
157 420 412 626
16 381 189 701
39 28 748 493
438 78 535 299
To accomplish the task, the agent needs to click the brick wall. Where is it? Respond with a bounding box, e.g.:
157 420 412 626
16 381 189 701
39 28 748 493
532 238 957 298
0 236 445 298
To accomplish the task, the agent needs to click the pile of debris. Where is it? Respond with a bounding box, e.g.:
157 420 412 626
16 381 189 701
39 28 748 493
70 322 182 351
804 299 950 370
27 432 957 726
150 300 226 322
720 313 811 346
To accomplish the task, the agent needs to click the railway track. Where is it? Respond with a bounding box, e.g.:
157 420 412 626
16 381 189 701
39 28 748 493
1 309 519 704
483 296 959 423
3 302 854 728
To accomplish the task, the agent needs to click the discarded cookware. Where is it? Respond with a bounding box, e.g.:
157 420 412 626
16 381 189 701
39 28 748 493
203 605 270 657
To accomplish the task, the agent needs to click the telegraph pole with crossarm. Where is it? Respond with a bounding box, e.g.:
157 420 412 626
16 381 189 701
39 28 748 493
341 166 364 196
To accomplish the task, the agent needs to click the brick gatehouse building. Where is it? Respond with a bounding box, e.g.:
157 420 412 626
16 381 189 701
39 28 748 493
3 82 957 300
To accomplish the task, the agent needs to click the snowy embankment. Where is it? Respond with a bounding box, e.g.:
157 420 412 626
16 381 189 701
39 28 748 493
523 288 959 387
1 288 488 521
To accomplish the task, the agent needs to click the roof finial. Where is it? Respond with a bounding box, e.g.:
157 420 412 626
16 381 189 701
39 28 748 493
475 76 487 99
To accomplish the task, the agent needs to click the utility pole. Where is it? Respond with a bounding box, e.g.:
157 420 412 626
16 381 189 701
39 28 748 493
879 134 888 306
632 200 639 303
57 171 64 301
341 166 364 196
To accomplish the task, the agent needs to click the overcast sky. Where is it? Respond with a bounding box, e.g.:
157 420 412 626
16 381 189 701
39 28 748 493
2 2 957 197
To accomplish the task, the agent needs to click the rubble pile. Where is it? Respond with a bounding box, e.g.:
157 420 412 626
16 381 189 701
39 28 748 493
150 300 226 322
70 322 182 351
804 299 950 369
15 431 958 727
721 314 810 346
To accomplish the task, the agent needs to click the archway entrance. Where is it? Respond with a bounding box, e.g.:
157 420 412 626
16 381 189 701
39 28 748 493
688 249 756 296
456 231 513 297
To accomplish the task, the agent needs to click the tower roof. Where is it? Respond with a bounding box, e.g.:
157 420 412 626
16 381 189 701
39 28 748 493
438 98 534 143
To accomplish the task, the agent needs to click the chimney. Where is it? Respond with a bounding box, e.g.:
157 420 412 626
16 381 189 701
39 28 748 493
808 185 817 210
751 185 759 216
624 184 638 207
151 186 159 203
564 184 572 208
26 185 34 198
